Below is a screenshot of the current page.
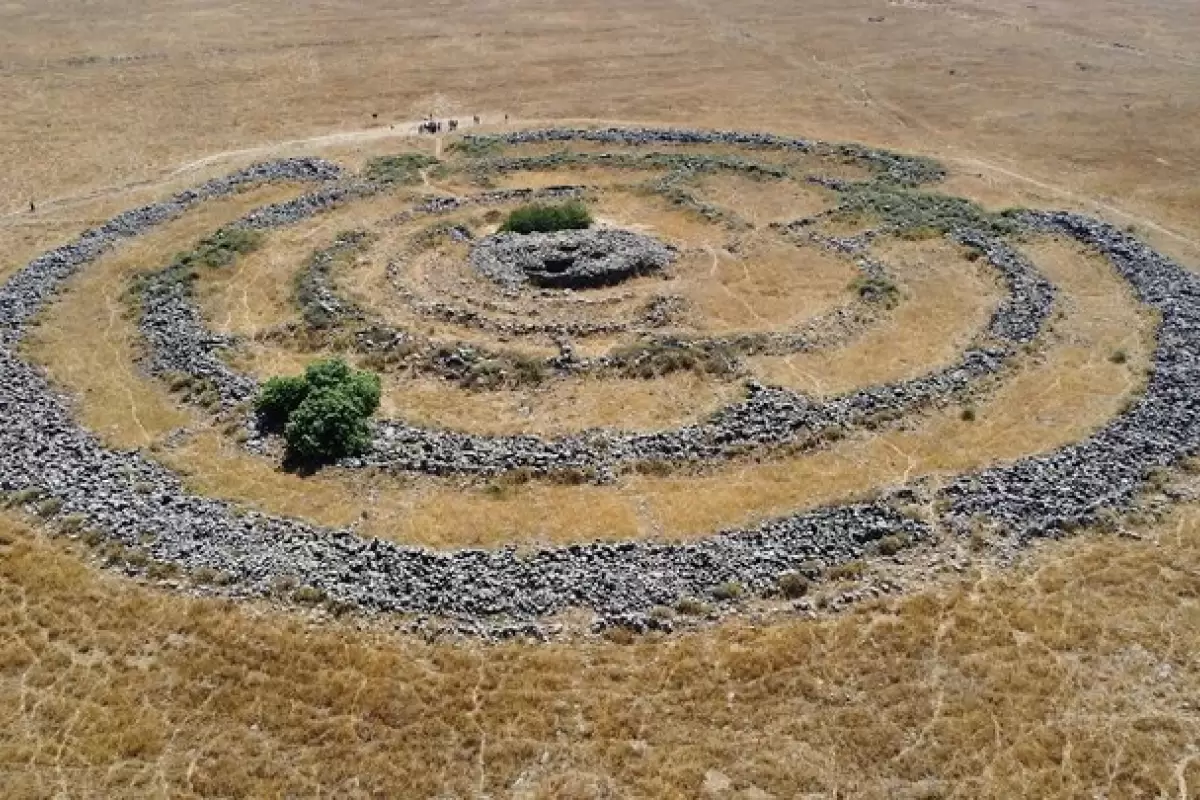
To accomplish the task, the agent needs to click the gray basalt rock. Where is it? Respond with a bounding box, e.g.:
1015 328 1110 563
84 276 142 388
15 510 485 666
472 126 946 186
356 229 1055 477
470 228 676 290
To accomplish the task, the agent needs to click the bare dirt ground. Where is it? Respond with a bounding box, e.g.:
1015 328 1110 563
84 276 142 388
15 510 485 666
2 0 1200 795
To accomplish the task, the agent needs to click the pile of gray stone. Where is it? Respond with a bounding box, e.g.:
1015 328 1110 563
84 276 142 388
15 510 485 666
0 158 340 351
469 126 946 187
388 227 887 350
938 211 1200 536
382 219 662 337
295 230 372 329
137 182 365 409
0 160 927 624
386 272 662 337
132 177 895 405
469 228 676 290
176 131 946 394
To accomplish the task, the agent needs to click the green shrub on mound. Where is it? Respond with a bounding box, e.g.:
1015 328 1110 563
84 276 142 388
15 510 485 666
254 358 381 463
499 200 593 234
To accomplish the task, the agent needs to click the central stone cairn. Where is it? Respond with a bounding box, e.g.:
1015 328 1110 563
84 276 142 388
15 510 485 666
469 228 676 290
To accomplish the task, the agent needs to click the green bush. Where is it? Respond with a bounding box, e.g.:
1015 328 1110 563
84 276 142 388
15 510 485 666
674 597 711 616
610 339 738 380
446 138 503 157
285 388 374 462
835 184 1019 238
35 497 64 518
303 358 381 415
253 358 381 463
303 358 353 393
712 581 745 601
499 200 593 234
777 571 811 599
342 369 382 415
827 560 865 581
876 533 911 556
850 275 900 307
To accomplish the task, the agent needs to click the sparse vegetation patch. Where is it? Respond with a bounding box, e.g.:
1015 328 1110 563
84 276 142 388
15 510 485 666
178 227 264 270
835 184 1020 237
362 152 439 185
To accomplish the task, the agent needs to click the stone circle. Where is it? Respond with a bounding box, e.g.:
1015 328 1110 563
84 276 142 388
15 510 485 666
3 127 1197 638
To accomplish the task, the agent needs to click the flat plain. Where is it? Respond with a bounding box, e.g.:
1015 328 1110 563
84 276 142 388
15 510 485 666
1 0 1198 797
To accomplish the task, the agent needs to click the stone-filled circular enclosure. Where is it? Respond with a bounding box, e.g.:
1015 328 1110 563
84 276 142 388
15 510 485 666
131 137 1053 480
469 228 676 290
3 126 1196 639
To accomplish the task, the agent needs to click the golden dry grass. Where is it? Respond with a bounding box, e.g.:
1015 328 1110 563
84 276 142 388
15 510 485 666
749 237 1002 395
338 186 851 340
1 504 1196 797
677 235 852 334
0 169 300 284
0 220 103 286
3 0 1197 249
191 175 860 435
488 166 670 191
690 172 833 226
229 344 742 435
196 191 427 335
627 234 1154 538
376 374 741 436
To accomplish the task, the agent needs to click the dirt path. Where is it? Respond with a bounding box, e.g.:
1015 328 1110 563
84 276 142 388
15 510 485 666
946 154 1200 253
418 164 457 197
0 116 499 223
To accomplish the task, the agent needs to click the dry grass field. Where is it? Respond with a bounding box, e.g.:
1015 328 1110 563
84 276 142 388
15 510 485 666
3 0 1200 796
1 506 1197 798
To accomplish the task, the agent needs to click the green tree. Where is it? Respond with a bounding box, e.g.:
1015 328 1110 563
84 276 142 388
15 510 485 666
304 358 353 393
303 358 380 414
253 358 381 463
343 369 382 416
284 388 374 462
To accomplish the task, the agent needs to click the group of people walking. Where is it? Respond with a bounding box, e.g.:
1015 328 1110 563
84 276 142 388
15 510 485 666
417 113 504 135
